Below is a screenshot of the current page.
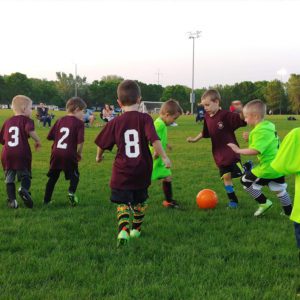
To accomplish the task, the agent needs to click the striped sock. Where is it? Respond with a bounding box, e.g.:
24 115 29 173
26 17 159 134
132 202 148 231
117 204 130 234
277 191 292 215
244 185 267 204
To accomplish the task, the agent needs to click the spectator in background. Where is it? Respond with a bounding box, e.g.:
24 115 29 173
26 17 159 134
196 103 205 122
102 104 114 122
37 103 52 127
83 108 95 127
229 100 243 113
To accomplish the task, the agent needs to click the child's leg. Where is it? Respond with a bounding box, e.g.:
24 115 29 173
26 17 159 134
132 202 148 232
223 173 239 207
44 170 60 203
117 204 130 235
5 170 18 208
68 170 79 194
162 177 179 208
294 223 300 260
17 171 33 208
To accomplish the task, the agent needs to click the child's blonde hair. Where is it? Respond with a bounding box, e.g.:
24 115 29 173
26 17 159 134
11 95 32 112
201 89 221 102
160 99 183 116
66 97 87 113
244 99 266 119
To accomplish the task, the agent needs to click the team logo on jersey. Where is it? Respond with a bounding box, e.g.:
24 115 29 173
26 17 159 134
217 121 224 129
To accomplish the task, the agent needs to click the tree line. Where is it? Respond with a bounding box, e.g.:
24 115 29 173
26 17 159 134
1 72 300 113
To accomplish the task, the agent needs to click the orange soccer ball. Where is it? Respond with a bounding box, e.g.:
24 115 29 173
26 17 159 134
196 189 218 209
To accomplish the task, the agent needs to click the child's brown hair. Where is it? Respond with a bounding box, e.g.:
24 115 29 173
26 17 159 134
117 80 141 106
160 99 183 116
66 97 87 113
201 89 221 102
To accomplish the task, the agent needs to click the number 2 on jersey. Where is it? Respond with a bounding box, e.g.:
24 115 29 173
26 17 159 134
124 129 140 158
57 127 70 149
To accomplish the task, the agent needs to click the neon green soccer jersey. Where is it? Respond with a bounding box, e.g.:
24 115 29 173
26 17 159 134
249 120 283 179
151 117 171 180
271 127 300 223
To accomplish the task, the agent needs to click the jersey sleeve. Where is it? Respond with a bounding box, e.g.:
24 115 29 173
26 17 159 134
25 119 35 135
226 111 246 130
271 128 300 174
47 121 57 141
145 115 159 144
77 121 84 144
94 122 115 151
202 119 210 138
249 128 275 154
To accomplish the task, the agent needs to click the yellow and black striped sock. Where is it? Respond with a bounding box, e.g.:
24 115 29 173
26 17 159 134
132 202 148 231
117 204 130 234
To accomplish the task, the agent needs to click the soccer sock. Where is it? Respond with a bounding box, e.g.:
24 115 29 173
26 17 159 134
277 191 292 216
69 172 79 194
225 185 238 203
132 202 148 231
44 173 60 203
117 204 130 234
6 183 16 200
162 181 173 202
20 176 31 191
244 185 267 204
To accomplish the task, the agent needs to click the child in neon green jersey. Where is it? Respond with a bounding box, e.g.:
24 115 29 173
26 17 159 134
271 128 300 256
227 99 292 217
151 99 183 208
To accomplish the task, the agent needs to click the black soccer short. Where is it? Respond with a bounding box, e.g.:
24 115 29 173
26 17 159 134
110 188 148 205
241 171 285 186
47 167 79 181
219 161 243 179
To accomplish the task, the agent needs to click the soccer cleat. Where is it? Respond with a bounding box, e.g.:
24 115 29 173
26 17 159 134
18 187 33 208
228 201 238 209
243 160 253 173
254 199 273 217
7 199 18 209
162 200 180 209
117 230 129 248
68 193 79 206
130 229 141 238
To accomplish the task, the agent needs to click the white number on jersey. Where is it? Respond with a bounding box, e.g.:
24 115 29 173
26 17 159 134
124 129 140 158
8 126 19 147
57 127 70 149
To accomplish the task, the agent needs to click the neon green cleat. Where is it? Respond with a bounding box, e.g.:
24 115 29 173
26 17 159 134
254 199 272 217
68 193 79 206
130 229 141 238
117 230 129 248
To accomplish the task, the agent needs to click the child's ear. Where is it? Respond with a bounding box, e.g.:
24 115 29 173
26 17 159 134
137 97 142 104
117 99 122 108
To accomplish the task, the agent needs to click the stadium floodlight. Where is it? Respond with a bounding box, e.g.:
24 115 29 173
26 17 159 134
276 68 287 115
188 31 201 115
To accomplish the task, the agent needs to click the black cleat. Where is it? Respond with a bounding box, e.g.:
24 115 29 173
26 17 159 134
18 187 33 208
7 199 18 209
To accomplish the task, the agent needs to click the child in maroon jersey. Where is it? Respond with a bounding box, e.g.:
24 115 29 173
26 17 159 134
187 89 246 208
43 97 86 206
95 80 171 247
0 95 41 209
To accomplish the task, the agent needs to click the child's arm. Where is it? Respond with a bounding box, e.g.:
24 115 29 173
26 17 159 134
152 140 171 168
167 143 172 151
187 132 203 143
227 143 259 155
77 142 84 161
96 146 105 163
29 131 41 150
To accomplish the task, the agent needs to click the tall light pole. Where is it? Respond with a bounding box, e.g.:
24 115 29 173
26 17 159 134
74 63 78 97
188 30 201 115
276 68 287 115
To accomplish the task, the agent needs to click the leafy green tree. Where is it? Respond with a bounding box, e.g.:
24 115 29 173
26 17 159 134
101 75 124 82
287 74 300 114
264 80 287 114
4 72 32 101
0 75 6 103
161 85 190 112
136 81 163 102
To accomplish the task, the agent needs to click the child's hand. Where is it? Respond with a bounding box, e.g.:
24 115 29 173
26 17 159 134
162 156 171 168
96 155 104 163
186 137 195 143
243 132 249 142
153 151 159 159
227 143 240 153
35 141 41 151
167 144 172 151
77 153 82 161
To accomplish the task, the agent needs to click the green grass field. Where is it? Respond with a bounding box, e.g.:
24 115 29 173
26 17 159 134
0 109 299 299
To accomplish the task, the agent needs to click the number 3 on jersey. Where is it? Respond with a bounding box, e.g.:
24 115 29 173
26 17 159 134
8 126 19 147
124 129 140 158
57 127 70 149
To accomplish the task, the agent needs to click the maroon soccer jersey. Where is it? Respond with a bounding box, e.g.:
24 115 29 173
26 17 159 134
95 111 159 190
0 115 35 171
202 110 246 167
48 116 84 171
